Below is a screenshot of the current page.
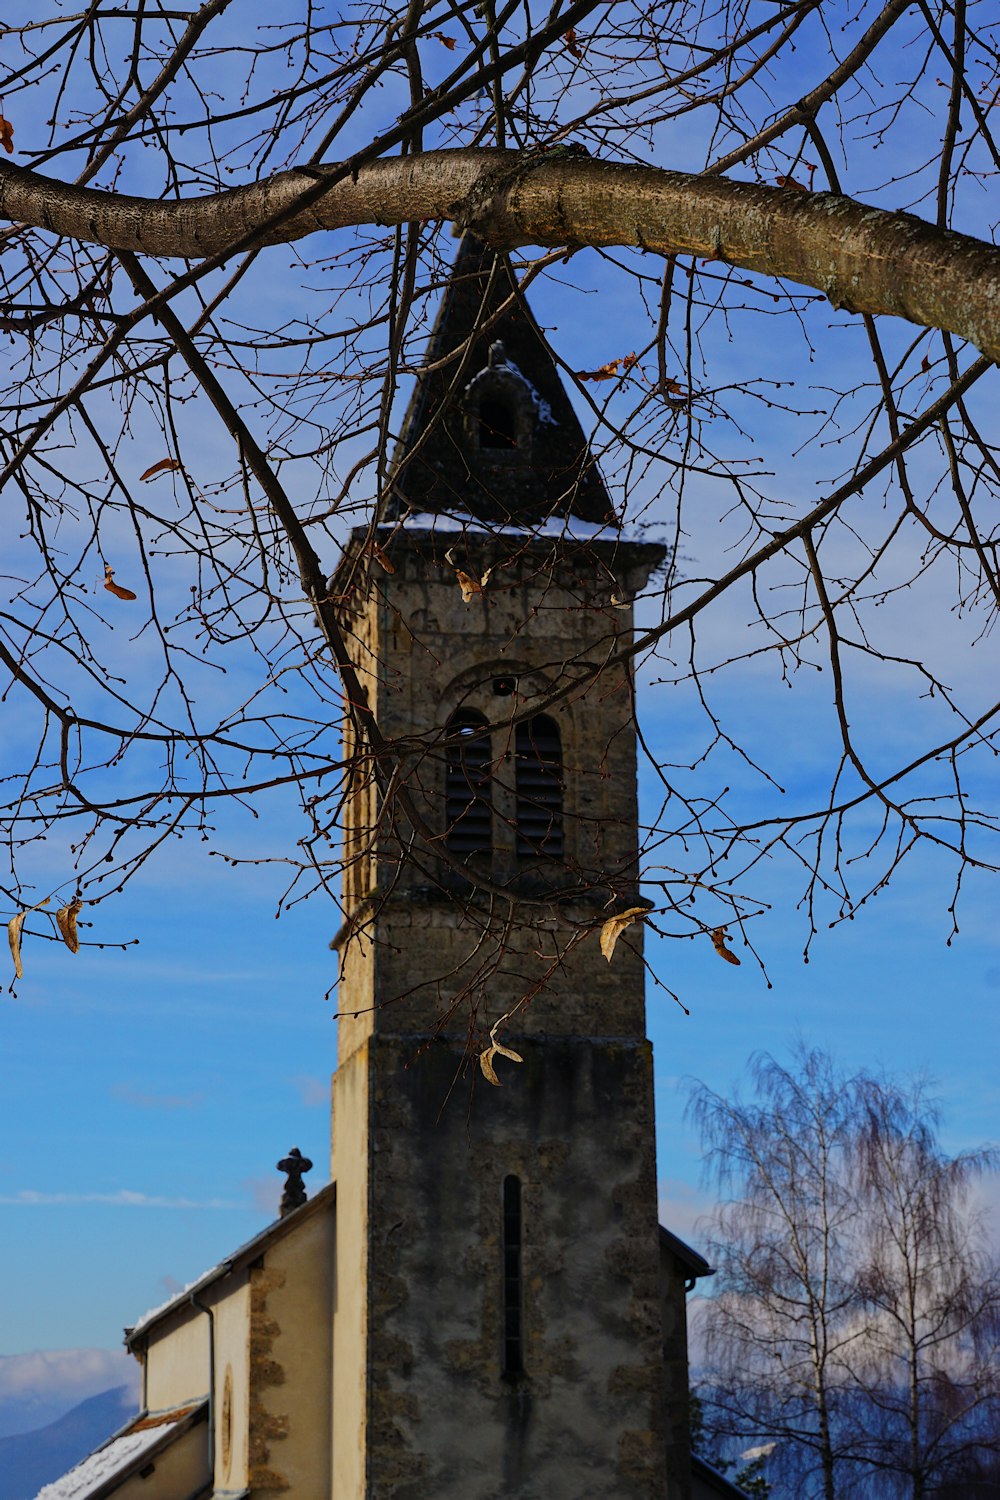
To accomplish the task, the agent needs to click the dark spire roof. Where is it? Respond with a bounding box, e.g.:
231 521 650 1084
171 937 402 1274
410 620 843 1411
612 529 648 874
387 236 615 527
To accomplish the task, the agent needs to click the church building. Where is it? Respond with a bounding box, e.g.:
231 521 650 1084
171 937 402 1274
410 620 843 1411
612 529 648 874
37 238 743 1500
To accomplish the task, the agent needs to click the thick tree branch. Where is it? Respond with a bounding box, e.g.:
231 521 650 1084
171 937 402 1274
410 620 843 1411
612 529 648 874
1 149 999 360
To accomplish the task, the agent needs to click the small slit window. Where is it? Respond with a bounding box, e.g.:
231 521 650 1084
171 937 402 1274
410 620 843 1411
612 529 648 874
515 714 563 858
502 1175 524 1377
445 710 492 857
479 396 518 450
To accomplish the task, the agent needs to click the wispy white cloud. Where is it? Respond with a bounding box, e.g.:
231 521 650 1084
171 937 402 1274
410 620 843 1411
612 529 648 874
290 1073 329 1107
239 1168 329 1218
243 1174 281 1217
0 1189 242 1208
658 1176 716 1246
111 1082 204 1110
0 1349 139 1438
968 1172 1000 1236
0 1349 135 1403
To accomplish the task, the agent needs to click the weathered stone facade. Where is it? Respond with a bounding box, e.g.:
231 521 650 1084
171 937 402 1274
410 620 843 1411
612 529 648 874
332 525 664 1054
328 237 682 1498
332 1030 668 1498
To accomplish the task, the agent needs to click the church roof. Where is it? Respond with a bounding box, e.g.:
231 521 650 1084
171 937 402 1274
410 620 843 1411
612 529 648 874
34 1402 208 1500
692 1453 755 1497
659 1222 714 1280
387 235 616 528
124 1180 336 1349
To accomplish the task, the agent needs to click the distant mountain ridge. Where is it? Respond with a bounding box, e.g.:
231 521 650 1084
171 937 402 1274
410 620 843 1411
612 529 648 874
0 1385 136 1500
0 1348 138 1440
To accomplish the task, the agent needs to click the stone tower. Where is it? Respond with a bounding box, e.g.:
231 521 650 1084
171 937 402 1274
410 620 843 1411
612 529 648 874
328 237 668 1499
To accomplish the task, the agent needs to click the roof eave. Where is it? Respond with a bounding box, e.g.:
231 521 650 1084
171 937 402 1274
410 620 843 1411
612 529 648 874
659 1221 714 1279
125 1180 336 1349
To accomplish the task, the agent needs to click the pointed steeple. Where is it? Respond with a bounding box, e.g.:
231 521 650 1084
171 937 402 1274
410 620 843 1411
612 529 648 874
388 236 616 527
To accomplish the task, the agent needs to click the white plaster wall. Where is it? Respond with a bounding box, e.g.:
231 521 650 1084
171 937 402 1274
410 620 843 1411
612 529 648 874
330 1044 370 1500
144 1313 210 1413
260 1204 335 1496
212 1278 251 1494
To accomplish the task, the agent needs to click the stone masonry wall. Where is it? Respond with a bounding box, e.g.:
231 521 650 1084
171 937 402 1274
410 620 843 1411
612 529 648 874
334 527 664 1060
364 1031 667 1500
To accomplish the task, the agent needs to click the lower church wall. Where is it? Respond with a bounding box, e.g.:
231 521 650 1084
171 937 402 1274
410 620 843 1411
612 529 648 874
335 1031 667 1500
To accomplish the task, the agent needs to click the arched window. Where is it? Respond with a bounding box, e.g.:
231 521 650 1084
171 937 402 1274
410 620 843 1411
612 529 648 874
515 714 563 858
445 710 492 857
479 395 517 450
463 349 532 460
502 1175 524 1378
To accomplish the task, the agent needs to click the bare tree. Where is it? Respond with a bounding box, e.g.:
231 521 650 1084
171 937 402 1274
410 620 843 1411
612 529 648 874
1 2 999 1011
690 1050 1000 1499
690 1050 866 1500
850 1079 1000 1498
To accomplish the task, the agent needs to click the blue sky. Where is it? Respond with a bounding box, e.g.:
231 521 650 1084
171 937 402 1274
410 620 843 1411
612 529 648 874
3 337 998 1390
1 0 999 1433
3 341 999 1384
3 669 998 1362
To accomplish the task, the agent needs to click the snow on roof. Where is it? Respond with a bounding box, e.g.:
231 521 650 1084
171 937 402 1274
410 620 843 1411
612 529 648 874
740 1442 778 1462
125 1180 336 1347
34 1406 201 1500
486 356 558 425
382 511 656 546
127 1262 226 1339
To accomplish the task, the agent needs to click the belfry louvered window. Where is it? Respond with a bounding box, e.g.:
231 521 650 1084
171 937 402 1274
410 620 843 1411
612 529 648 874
479 395 517 450
515 714 564 857
445 710 492 856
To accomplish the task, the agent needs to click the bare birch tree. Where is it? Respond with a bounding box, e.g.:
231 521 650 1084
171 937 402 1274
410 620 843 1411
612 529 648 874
690 1050 1000 1499
850 1079 1000 1498
690 1050 864 1500
1 1 999 1007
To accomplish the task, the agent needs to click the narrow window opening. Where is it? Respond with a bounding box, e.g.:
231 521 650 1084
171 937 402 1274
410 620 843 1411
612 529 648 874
445 710 492 857
479 396 517 450
502 1175 524 1378
515 714 564 858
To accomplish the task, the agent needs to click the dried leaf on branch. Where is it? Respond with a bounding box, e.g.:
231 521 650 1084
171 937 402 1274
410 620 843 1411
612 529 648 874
7 898 50 980
455 566 492 602
103 564 137 601
577 353 638 382
7 912 26 981
600 906 650 962
56 897 83 954
139 457 181 481
710 926 741 965
0 116 14 154
479 1032 524 1087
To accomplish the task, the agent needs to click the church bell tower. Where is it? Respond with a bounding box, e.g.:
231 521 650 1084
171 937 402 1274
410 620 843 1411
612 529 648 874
328 238 669 1499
